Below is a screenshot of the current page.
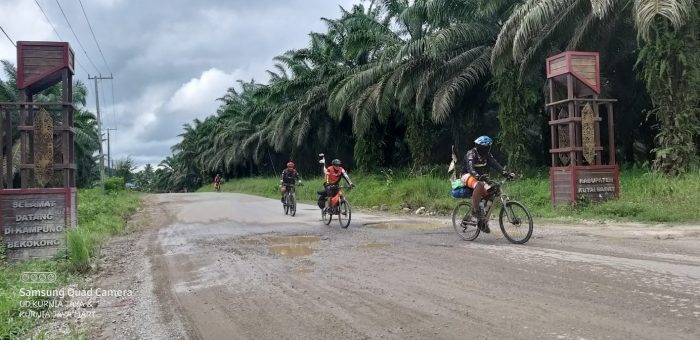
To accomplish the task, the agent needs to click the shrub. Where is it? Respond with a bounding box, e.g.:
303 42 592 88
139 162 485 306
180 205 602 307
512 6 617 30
67 230 90 272
105 176 125 193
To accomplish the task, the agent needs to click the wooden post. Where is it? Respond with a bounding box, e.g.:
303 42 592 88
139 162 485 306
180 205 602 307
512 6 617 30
607 103 616 165
549 81 557 166
4 106 12 188
62 70 71 188
20 91 28 188
567 75 576 166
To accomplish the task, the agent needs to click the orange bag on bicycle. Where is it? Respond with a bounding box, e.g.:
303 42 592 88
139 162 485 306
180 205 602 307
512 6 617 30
330 193 340 207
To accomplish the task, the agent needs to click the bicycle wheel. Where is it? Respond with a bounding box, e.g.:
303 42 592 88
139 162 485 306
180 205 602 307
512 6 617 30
452 201 479 241
338 199 351 228
322 204 333 225
290 193 297 217
499 201 533 244
283 193 289 215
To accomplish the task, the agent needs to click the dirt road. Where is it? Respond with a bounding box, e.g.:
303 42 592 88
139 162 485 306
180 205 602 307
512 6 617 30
44 193 700 339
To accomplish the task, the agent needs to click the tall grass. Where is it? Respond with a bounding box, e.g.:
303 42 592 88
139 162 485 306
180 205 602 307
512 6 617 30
0 189 140 339
205 168 700 223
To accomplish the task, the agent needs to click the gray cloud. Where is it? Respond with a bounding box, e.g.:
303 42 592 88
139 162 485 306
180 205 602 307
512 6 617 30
1 0 359 167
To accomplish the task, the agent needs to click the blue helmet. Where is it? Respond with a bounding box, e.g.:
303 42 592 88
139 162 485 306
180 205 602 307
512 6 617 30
474 136 493 146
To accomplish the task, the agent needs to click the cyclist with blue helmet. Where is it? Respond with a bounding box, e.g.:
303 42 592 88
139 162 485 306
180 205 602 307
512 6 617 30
461 136 515 233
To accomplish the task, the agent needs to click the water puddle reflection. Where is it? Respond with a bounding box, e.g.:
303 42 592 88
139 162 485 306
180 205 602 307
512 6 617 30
238 235 320 258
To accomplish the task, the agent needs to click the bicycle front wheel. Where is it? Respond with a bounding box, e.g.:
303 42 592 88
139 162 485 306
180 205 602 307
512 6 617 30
290 194 297 217
322 204 333 225
452 201 479 241
338 200 351 228
283 193 289 215
499 201 533 244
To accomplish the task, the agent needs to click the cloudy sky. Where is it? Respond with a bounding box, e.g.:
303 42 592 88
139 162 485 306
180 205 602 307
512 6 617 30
0 0 358 167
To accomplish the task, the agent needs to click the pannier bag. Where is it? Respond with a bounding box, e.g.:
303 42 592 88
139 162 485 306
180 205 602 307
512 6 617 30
451 187 473 198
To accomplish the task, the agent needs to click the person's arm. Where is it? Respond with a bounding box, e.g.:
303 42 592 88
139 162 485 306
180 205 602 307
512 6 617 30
341 169 353 187
279 170 285 184
486 152 514 178
465 150 480 177
486 152 505 173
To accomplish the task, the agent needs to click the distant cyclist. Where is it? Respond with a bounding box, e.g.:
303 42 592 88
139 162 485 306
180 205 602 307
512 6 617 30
280 162 301 203
461 136 514 232
214 173 221 192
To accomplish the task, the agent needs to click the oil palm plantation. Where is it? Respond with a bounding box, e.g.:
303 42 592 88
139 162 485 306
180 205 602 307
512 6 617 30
161 0 698 189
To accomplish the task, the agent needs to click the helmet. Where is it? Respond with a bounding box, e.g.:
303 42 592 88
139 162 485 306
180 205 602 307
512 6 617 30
331 159 342 166
287 162 295 168
474 136 493 146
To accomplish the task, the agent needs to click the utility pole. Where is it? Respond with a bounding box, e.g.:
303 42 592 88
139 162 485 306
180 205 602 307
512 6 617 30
105 128 117 176
88 74 113 192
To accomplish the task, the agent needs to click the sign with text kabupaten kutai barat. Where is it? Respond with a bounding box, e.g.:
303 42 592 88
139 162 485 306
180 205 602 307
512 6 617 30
545 51 620 206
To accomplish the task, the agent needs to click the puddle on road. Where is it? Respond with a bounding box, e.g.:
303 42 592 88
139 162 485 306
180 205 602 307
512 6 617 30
365 222 445 230
356 242 391 250
265 235 320 244
238 235 320 258
269 244 315 257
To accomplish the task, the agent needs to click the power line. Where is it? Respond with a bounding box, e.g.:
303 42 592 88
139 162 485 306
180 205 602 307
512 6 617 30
77 0 112 74
54 0 102 74
0 25 16 47
34 0 63 40
34 0 90 75
99 78 107 117
109 78 116 127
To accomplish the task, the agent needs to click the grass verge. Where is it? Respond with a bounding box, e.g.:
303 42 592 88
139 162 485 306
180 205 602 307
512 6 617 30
0 188 140 339
201 168 700 223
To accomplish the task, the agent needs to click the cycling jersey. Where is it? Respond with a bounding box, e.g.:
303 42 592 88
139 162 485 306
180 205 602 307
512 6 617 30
325 166 352 185
280 168 300 185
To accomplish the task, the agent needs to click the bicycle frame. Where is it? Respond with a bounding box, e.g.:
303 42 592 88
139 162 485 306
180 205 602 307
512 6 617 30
479 180 513 222
283 184 296 202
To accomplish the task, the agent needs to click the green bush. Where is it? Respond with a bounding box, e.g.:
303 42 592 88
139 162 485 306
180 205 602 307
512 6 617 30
105 176 125 193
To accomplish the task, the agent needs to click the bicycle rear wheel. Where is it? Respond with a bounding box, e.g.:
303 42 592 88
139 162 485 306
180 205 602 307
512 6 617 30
452 201 479 241
338 200 351 228
290 194 297 217
499 201 533 244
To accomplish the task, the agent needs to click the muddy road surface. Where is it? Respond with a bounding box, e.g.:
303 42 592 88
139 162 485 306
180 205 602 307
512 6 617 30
54 193 700 339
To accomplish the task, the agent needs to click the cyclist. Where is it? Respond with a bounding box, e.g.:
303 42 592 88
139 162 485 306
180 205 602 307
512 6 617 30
280 162 301 203
461 136 515 232
318 159 354 210
214 173 221 192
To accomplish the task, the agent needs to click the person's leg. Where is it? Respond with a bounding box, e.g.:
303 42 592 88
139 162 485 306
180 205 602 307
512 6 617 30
471 182 485 217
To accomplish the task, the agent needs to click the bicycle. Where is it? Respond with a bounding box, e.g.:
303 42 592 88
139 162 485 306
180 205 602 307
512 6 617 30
452 177 533 244
282 182 302 216
321 184 352 228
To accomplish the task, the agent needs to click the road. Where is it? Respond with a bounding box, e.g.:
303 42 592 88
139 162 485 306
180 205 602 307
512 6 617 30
41 192 700 339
